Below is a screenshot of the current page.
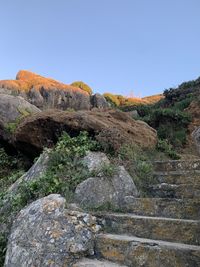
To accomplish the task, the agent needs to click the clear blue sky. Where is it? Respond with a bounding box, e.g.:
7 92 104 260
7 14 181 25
0 0 200 97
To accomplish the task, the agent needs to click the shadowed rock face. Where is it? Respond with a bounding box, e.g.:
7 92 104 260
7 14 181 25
13 109 157 157
0 70 108 110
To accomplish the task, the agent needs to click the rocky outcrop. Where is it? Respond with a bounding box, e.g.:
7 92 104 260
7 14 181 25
4 194 101 267
0 94 41 151
0 152 50 235
13 109 157 157
75 152 139 209
8 151 49 194
0 70 108 110
75 165 139 209
82 151 110 173
90 93 109 109
0 94 40 124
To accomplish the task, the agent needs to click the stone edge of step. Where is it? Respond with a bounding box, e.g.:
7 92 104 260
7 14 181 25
96 233 200 251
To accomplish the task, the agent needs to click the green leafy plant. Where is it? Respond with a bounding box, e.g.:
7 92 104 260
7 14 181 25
0 233 7 267
0 131 101 265
156 139 180 160
118 144 155 196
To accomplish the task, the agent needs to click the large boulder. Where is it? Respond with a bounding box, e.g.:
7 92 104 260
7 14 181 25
0 94 41 151
82 151 110 173
4 194 101 267
13 109 157 157
8 151 49 194
192 127 200 155
75 165 139 209
75 152 139 209
90 93 109 109
0 152 50 235
0 94 40 124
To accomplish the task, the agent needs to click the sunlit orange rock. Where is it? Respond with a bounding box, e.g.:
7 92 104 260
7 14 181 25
0 70 92 110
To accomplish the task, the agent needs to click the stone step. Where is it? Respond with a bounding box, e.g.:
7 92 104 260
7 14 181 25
153 171 200 184
95 233 200 267
153 160 200 172
148 183 200 199
74 258 127 267
122 197 200 219
95 213 200 245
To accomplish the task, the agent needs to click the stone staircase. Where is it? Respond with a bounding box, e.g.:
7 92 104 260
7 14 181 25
93 160 200 267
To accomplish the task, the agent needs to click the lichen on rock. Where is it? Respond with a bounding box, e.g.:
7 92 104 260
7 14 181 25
4 194 101 267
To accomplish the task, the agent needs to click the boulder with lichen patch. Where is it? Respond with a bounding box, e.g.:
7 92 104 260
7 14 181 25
4 194 101 267
0 94 41 149
75 152 139 209
0 94 40 125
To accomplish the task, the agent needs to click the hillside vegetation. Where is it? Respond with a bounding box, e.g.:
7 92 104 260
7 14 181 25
103 93 163 107
121 76 200 157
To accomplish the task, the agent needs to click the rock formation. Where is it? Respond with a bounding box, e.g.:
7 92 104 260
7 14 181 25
75 152 139 209
4 194 101 267
0 94 41 151
0 94 40 124
0 70 108 110
13 109 157 157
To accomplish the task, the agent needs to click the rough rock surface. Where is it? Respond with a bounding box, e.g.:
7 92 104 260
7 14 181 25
13 109 157 157
0 151 49 227
0 94 40 124
90 93 109 109
4 194 101 267
8 151 49 194
83 151 110 173
74 258 127 267
192 126 200 155
0 152 50 236
0 70 107 110
75 152 139 208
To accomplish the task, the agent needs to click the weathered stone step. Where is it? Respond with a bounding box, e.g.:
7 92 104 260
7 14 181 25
153 171 200 184
95 233 200 267
74 258 127 267
122 197 200 219
148 183 200 199
153 160 200 172
96 213 200 245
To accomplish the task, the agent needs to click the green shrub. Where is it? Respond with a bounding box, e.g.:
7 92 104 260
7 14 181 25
141 108 191 148
71 81 93 95
0 233 7 267
157 139 180 160
103 93 120 107
0 131 101 265
0 148 11 167
118 144 155 195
